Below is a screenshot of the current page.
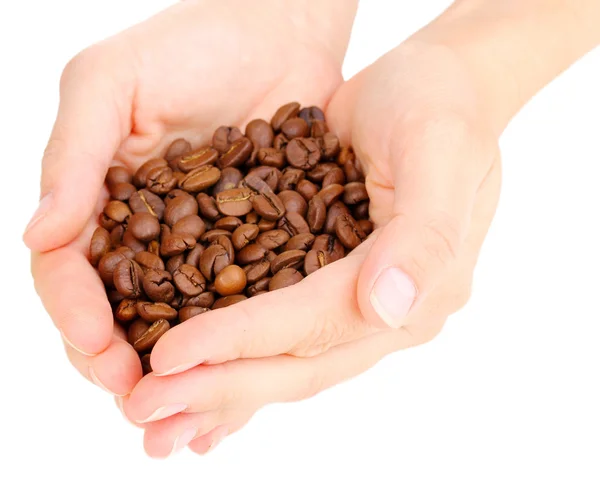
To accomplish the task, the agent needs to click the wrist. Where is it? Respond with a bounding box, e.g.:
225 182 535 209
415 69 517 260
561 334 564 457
414 0 600 134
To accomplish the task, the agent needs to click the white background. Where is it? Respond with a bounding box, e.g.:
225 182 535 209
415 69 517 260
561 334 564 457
1 1 599 483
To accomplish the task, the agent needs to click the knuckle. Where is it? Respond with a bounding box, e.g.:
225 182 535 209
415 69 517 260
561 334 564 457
61 45 105 88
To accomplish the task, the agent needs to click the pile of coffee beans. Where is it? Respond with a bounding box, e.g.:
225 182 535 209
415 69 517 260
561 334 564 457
89 103 372 373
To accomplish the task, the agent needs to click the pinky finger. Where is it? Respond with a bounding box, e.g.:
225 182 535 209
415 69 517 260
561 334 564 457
188 417 252 456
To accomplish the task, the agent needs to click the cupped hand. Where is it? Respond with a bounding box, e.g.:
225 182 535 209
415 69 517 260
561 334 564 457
25 0 355 396
123 40 503 456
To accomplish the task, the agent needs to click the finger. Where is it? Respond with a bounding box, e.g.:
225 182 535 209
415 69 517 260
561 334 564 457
357 116 498 329
150 248 376 377
188 423 244 456
32 245 114 356
23 44 132 252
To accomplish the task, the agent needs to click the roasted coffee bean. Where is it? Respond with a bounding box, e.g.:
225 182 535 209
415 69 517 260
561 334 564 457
186 291 216 308
107 289 126 305
296 179 319 201
147 166 177 195
236 243 268 265
257 148 285 168
164 194 198 226
278 190 307 216
129 189 165 220
278 212 310 237
212 126 243 153
324 200 351 234
215 264 247 296
244 175 285 220
109 225 125 247
246 212 259 224
143 269 175 303
358 220 374 236
218 137 253 169
256 229 290 250
173 264 206 296
196 193 221 220
214 216 243 232
133 319 170 353
298 106 325 127
248 165 281 192
273 133 289 151
185 244 205 267
322 167 345 187
199 244 232 280
310 119 328 138
278 167 305 191
344 158 363 182
147 240 160 256
281 117 309 139
246 119 274 151
320 132 340 159
179 165 221 193
170 293 185 310
133 158 168 188
215 187 253 217
343 182 369 205
98 251 130 286
122 230 147 254
128 320 150 346
271 102 300 131
246 277 271 297
176 147 219 173
90 227 111 266
307 195 327 233
106 166 132 187
271 250 306 274
99 213 118 231
307 162 337 183
213 167 243 195
141 354 153 375
232 223 259 250
165 138 192 164
113 259 144 298
284 233 315 251
212 294 247 309
319 183 345 207
179 306 210 323
136 302 177 322
135 251 165 272
286 138 321 170
335 213 366 250
171 214 205 240
353 201 370 220
304 249 330 275
115 298 139 323
129 212 160 242
200 229 233 244
257 218 277 232
166 254 185 274
269 268 303 291
110 182 136 201
213 234 235 261
103 200 131 224
160 230 196 257
313 234 345 262
338 146 355 166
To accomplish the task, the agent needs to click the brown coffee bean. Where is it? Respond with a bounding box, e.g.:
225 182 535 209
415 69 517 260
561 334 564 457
284 233 315 251
107 289 126 305
343 182 369 205
133 158 168 188
122 230 147 254
177 147 219 173
247 166 281 192
307 195 327 233
311 120 328 138
236 243 268 265
232 223 259 251
298 106 325 127
271 250 306 274
246 212 259 224
212 126 244 154
271 102 300 131
164 194 198 226
143 269 175 303
318 183 345 207
277 212 310 237
358 219 374 235
136 302 178 322
215 187 253 217
322 167 345 187
338 146 355 166
179 306 210 323
269 268 303 291
257 148 285 168
244 175 286 221
129 212 160 242
147 240 160 256
273 133 289 151
335 213 366 250
246 277 271 297
213 234 235 262
278 190 308 216
200 229 233 244
324 200 351 235
344 158 363 182
185 245 204 268
245 119 274 150
313 234 345 262
199 244 231 280
212 216 241 232
98 251 130 286
103 200 131 224
166 254 185 274
212 294 247 309
90 227 111 266
256 229 290 250
184 292 214 308
135 251 165 272
258 218 277 232
110 224 124 248
281 117 309 139
165 138 192 163
213 167 243 195
160 233 196 257
304 249 330 275
244 259 270 284
179 165 222 193
196 193 221 221
171 215 205 240
115 298 139 323
286 138 321 170
106 166 132 187
278 168 305 191
99 213 118 231
172 264 206 296
128 320 150 346
129 189 165 220
307 162 337 183
218 137 253 169
320 132 340 159
353 201 370 220
214 264 247 296
146 166 177 195
141 354 153 375
296 179 319 201
113 259 144 298
109 182 136 201
133 319 170 353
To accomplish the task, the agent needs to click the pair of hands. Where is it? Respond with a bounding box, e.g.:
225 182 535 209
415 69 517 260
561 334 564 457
25 0 501 457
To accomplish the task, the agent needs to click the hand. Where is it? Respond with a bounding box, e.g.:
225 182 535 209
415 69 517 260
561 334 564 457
122 39 502 456
25 0 357 396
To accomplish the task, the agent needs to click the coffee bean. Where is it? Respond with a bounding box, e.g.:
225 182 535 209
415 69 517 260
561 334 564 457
296 179 319 201
246 177 285 221
177 147 219 173
278 190 308 216
358 219 374 236
246 212 260 224
106 166 132 187
271 102 300 131
107 289 126 305
344 158 363 182
129 212 160 242
304 249 330 275
129 189 165 220
324 200 351 235
215 187 253 217
338 146 355 166
320 132 340 159
257 148 285 168
246 277 271 297
133 319 170 353
166 254 185 274
269 268 303 291
98 251 130 286
277 212 310 237
160 229 196 257
136 302 177 322
133 158 168 188
284 233 315 251
213 167 243 195
199 244 231 280
214 264 247 296
298 106 325 127
214 216 243 232
273 133 289 151
247 166 281 192
232 223 259 250
307 195 327 233
90 227 111 266
286 138 321 170
164 194 198 226
110 225 124 249
212 126 244 154
185 244 205 267
311 120 328 138
143 269 175 303
319 183 345 207
113 259 144 298
122 230 147 254
141 354 153 375
278 167 305 191
218 137 253 169
200 229 233 244
246 119 274 151
196 193 221 221
322 167 345 187
171 214 205 239
179 165 222 193
179 306 210 323
165 138 192 163
343 182 369 205
135 251 165 272
271 250 306 274
256 229 290 250
313 234 345 262
236 243 268 265
213 234 235 262
147 166 177 195
353 201 370 220
258 218 277 232
115 298 139 323
212 294 247 309
281 117 309 139
173 264 206 296
335 213 366 250
128 320 150 346
103 200 131 224
186 292 215 308
110 182 136 201
307 162 337 183
147 240 161 257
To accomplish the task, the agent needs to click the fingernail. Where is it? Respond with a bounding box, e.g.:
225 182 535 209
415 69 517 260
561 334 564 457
154 361 203 377
370 268 417 328
89 367 127 397
207 428 228 454
24 192 53 235
61 330 98 357
170 428 198 456
136 403 188 424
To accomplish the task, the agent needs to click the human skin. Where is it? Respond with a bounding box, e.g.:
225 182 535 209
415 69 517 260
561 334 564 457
25 0 600 457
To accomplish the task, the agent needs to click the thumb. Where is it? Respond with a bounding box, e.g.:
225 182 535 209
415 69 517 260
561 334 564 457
357 118 496 329
23 46 131 252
